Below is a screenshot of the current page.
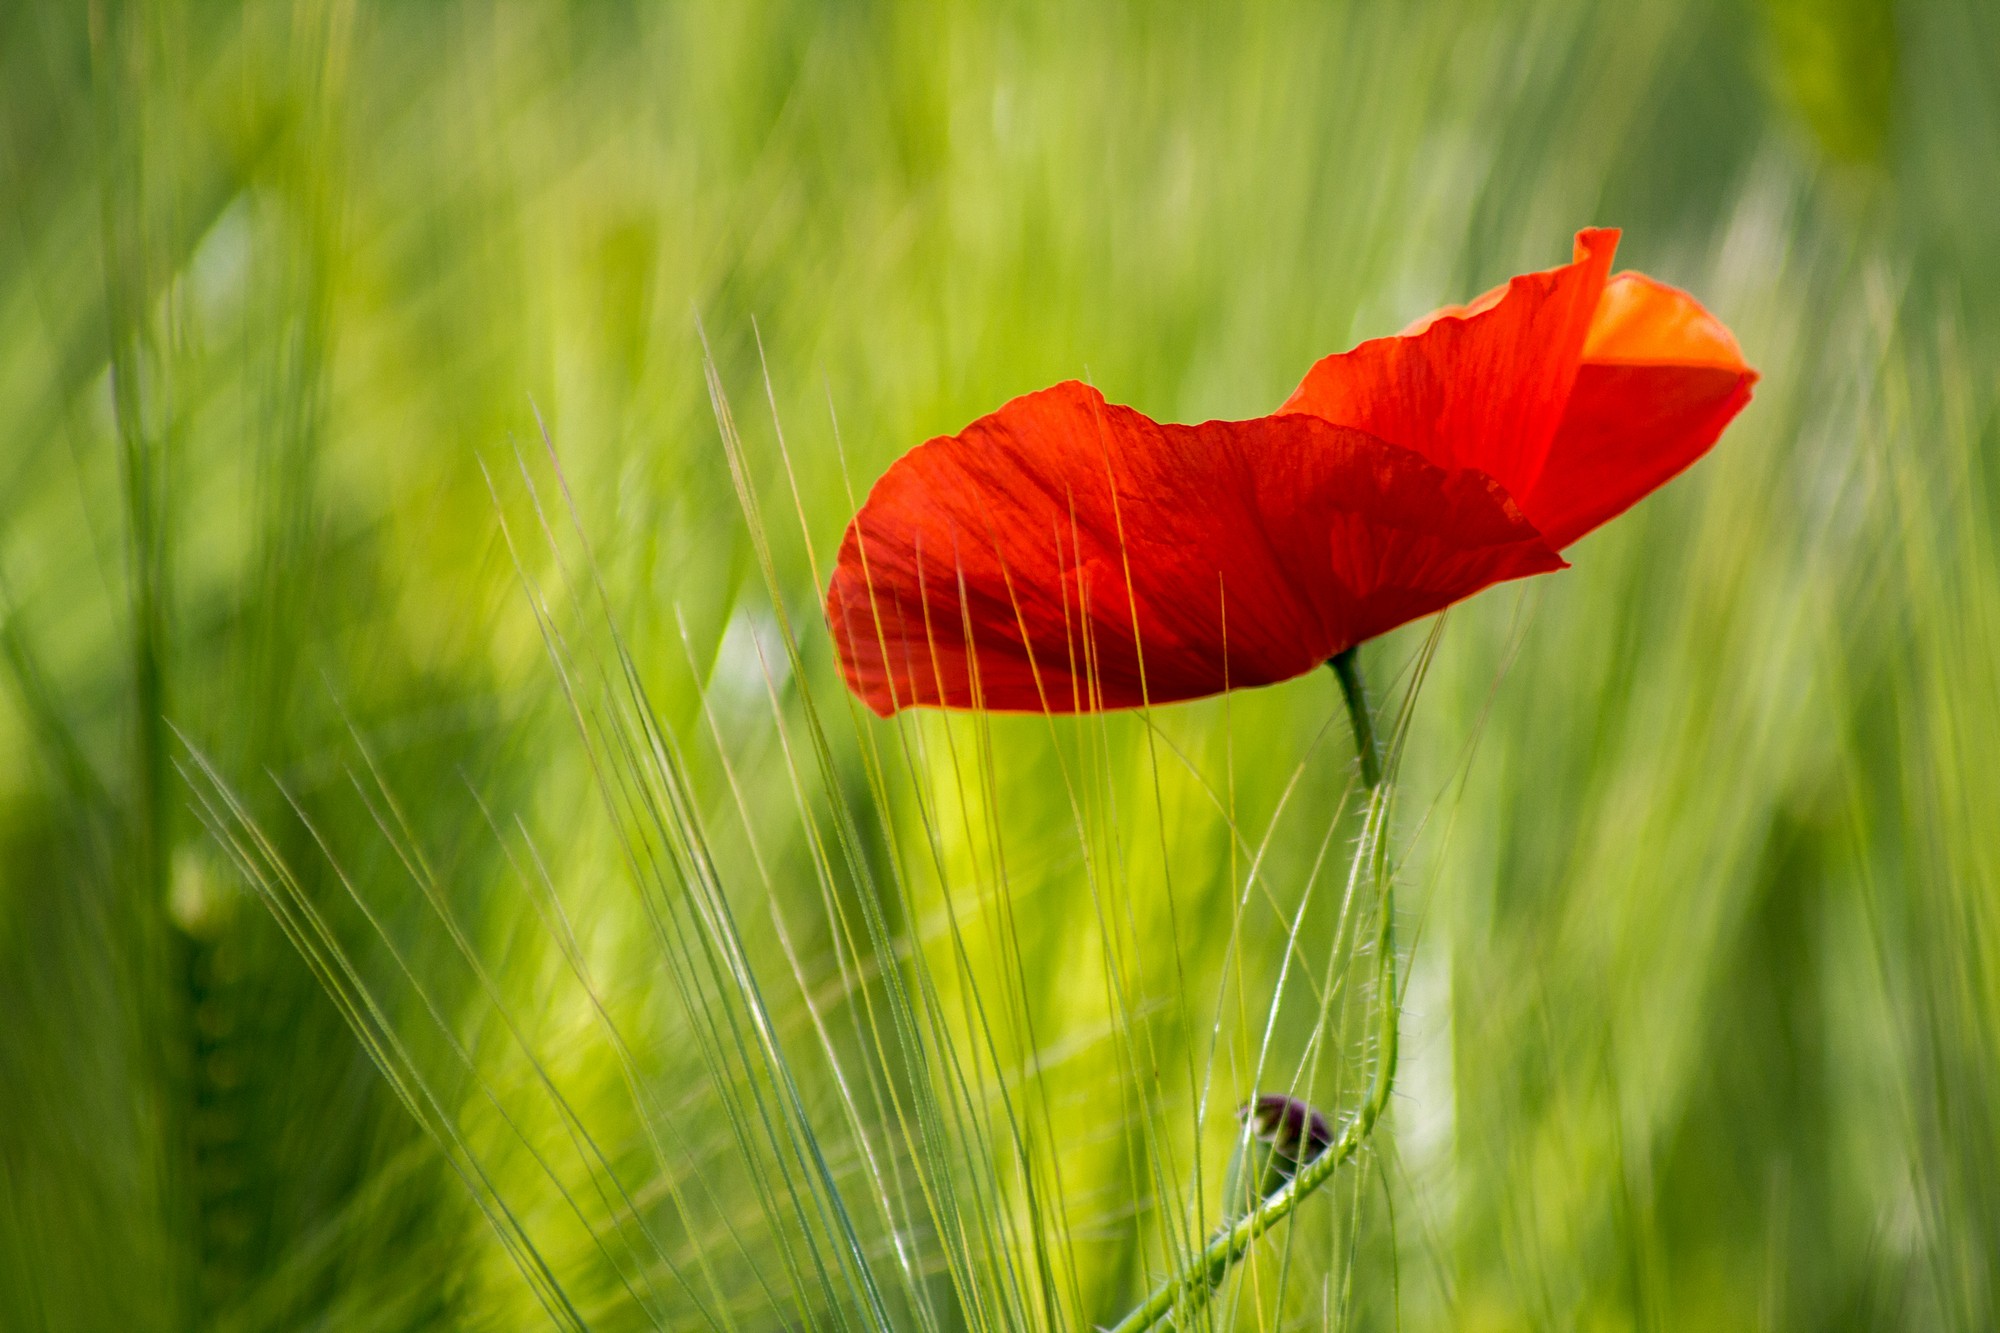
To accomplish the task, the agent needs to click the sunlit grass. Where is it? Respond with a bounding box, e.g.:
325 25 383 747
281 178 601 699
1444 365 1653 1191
2 0 1997 1329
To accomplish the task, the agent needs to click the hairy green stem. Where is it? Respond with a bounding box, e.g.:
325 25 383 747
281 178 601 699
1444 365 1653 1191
1329 647 1381 790
1106 653 1397 1332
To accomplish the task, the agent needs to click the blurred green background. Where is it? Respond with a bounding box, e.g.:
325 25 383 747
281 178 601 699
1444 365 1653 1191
3 0 1998 1329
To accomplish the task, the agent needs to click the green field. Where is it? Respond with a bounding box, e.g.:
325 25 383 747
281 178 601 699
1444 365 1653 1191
3 1 1997 1328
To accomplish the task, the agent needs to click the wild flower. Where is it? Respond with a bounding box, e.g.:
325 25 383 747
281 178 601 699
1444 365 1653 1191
826 229 1754 719
822 230 1754 1328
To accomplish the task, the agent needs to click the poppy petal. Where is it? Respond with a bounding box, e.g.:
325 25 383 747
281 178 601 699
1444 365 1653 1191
827 381 1563 716
1278 229 1620 500
1519 273 1758 548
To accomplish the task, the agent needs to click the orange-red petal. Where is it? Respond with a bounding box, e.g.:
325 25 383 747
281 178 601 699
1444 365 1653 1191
826 382 1563 716
1278 229 1620 501
1520 272 1757 548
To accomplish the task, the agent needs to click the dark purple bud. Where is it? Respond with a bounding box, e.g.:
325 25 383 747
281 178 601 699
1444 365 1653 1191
1240 1094 1333 1165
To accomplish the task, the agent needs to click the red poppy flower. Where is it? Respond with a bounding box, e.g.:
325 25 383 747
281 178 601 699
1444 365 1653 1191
827 229 1755 717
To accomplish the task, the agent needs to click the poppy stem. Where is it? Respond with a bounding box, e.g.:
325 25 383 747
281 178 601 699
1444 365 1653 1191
1329 647 1382 789
1103 783 1398 1333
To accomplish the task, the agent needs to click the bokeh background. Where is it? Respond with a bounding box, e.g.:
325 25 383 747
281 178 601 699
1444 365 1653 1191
3 0 1998 1329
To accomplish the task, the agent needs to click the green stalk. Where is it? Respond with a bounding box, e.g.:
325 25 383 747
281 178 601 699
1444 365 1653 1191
1329 647 1380 790
1106 651 1397 1332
